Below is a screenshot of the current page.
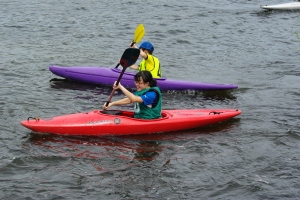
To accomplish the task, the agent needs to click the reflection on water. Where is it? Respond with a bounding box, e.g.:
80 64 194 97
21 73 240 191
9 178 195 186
163 89 238 102
202 90 237 101
25 133 165 163
134 141 162 162
50 78 110 93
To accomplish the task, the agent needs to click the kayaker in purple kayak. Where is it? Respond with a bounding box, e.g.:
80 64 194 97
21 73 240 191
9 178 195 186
129 41 162 78
103 71 162 119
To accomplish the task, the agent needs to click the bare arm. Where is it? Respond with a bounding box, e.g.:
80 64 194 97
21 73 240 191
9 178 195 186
118 83 143 103
130 64 139 70
103 82 143 110
103 97 132 110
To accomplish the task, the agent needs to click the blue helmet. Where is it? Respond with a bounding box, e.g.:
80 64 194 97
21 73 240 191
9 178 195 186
139 41 154 52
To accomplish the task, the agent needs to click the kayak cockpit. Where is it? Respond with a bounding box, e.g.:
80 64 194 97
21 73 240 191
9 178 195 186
101 110 123 116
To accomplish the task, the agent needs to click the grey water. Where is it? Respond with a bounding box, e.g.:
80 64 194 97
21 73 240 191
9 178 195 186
1 0 300 199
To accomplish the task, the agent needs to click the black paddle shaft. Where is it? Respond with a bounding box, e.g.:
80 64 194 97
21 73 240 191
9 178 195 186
106 48 140 107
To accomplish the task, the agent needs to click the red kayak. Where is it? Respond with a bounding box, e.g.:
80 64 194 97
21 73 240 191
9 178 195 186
21 109 241 136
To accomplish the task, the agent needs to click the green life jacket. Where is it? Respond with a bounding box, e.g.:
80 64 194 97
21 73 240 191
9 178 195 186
138 55 162 78
133 87 162 119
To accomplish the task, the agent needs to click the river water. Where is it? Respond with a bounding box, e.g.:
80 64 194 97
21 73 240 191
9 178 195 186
1 0 300 199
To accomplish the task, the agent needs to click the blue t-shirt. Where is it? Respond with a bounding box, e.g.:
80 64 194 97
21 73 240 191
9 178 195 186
139 91 157 107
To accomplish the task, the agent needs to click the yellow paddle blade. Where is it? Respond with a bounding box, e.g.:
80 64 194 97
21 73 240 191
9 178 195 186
133 24 145 43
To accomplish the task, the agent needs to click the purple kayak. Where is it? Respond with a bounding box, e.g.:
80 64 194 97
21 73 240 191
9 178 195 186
49 66 238 91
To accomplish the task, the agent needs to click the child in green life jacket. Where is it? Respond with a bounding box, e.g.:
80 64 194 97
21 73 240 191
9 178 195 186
103 71 162 119
129 41 162 78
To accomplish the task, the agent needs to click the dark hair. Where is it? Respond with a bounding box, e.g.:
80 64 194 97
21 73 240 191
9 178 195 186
134 71 157 87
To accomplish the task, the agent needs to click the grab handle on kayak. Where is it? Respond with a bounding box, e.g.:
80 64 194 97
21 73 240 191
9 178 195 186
209 111 223 115
27 117 40 121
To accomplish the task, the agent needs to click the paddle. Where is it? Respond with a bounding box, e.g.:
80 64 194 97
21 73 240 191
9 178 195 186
115 24 145 68
105 48 140 107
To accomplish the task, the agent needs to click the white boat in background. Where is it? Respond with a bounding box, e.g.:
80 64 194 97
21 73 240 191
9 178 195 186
261 2 300 10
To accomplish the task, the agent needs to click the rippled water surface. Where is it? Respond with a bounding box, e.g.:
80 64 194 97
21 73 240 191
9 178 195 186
1 0 300 199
